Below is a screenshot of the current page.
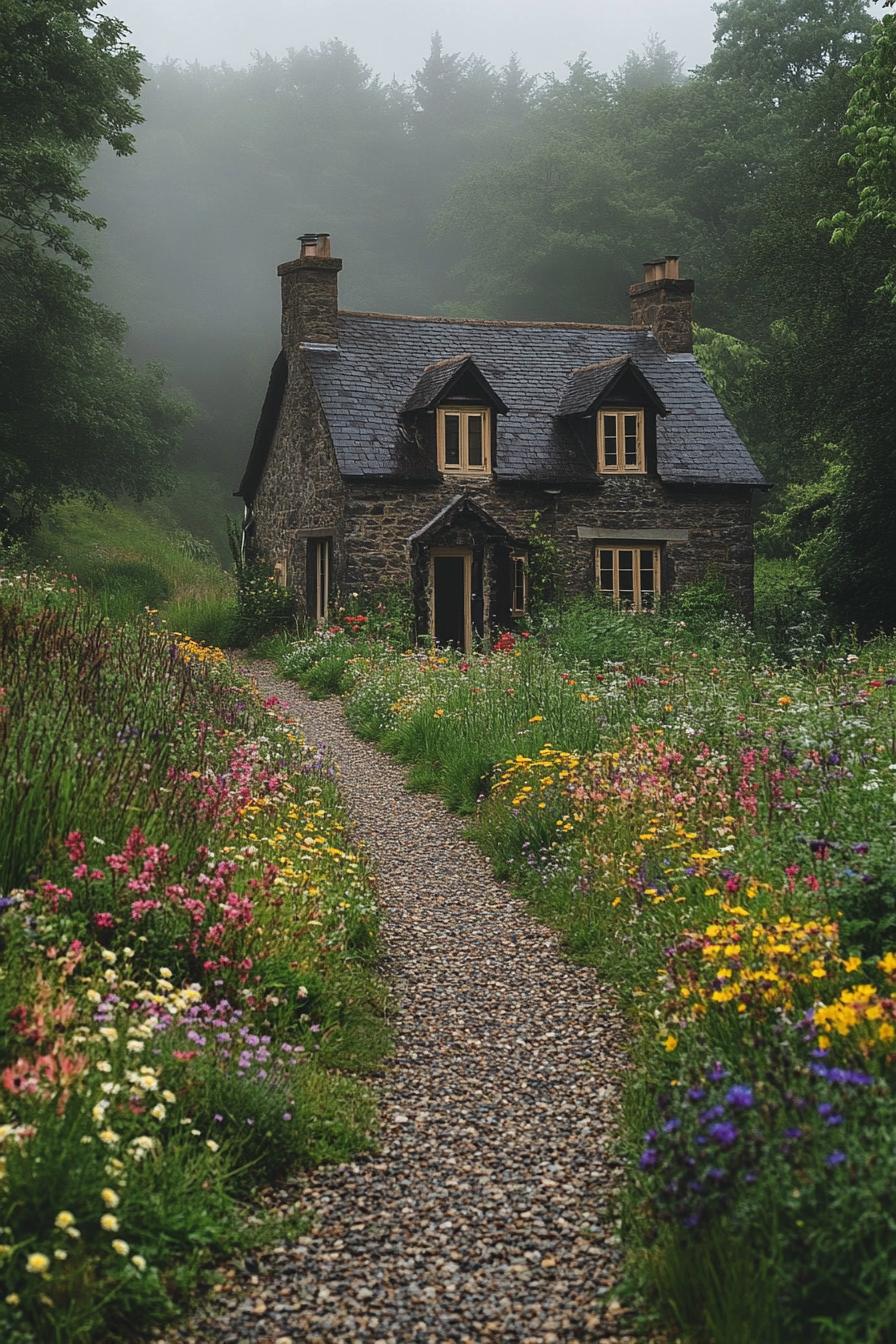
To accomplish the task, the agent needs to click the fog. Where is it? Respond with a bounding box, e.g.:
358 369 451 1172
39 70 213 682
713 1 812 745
110 0 718 82
74 0 887 549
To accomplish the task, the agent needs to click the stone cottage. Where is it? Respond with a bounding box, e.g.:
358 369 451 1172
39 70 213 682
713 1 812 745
238 233 764 649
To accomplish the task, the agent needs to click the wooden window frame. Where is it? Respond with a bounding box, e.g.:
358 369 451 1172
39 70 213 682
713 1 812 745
429 546 473 653
595 543 661 612
597 407 645 475
310 536 331 624
436 405 492 476
510 551 529 615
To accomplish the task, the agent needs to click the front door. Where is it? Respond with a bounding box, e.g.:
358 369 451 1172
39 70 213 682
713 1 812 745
430 548 472 652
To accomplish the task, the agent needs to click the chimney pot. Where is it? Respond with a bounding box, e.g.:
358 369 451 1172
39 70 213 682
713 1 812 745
298 232 332 260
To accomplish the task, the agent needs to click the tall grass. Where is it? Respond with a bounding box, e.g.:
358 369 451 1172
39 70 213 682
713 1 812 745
29 497 238 634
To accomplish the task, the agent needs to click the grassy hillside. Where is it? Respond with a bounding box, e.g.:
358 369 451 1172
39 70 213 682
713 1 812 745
29 496 238 642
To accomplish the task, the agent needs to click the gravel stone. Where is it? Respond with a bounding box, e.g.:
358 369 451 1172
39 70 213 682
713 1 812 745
163 661 645 1344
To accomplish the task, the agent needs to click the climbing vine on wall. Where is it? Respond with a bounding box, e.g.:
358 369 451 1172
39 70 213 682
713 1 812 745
527 512 563 619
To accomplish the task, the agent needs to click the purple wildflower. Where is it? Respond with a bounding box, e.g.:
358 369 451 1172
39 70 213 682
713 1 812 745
707 1122 739 1148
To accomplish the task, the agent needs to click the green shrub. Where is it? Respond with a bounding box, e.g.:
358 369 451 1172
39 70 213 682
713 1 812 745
754 556 830 658
234 564 295 645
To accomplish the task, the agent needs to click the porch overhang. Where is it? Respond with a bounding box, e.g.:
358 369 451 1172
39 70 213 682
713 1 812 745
407 493 518 547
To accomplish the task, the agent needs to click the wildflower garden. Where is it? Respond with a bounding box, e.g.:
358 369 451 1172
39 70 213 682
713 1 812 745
0 570 384 1342
281 596 896 1344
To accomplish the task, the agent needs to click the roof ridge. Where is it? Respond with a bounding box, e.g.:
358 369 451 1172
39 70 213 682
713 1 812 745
568 354 631 375
421 353 474 370
339 309 645 332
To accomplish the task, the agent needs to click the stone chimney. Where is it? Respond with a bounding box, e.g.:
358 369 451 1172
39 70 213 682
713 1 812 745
628 255 694 354
278 232 342 348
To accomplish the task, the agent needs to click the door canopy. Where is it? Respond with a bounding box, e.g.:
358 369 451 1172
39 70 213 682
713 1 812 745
408 493 516 548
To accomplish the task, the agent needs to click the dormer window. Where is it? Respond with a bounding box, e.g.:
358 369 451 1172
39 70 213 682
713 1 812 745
598 408 645 474
437 406 491 476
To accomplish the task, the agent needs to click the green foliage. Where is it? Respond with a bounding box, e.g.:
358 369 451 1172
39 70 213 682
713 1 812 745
709 0 872 98
0 570 385 1340
823 5 896 298
755 460 844 559
753 556 830 655
278 610 896 1342
0 246 192 534
163 596 238 648
0 4 191 535
0 0 144 263
817 439 896 635
526 512 562 618
233 565 295 646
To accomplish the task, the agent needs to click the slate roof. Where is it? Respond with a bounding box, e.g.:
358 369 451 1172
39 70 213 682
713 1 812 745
241 313 765 496
558 355 668 418
239 349 286 501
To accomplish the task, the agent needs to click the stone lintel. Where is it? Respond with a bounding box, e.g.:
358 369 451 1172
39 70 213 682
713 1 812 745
577 526 690 542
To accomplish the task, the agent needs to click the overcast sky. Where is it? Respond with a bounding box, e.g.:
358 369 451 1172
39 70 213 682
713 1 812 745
110 0 724 80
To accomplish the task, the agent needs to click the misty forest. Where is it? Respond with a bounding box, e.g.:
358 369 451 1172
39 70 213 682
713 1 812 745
3 1 896 1341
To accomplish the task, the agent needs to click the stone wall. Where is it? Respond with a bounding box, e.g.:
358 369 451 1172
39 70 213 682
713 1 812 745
344 474 755 619
252 388 754 625
251 355 346 619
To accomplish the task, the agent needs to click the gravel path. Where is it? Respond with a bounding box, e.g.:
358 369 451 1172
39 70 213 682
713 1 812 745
167 660 639 1344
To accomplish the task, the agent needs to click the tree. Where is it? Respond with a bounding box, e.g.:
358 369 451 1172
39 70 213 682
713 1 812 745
612 34 685 91
708 0 873 99
0 1 189 533
0 0 143 262
826 2 896 299
0 247 188 533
